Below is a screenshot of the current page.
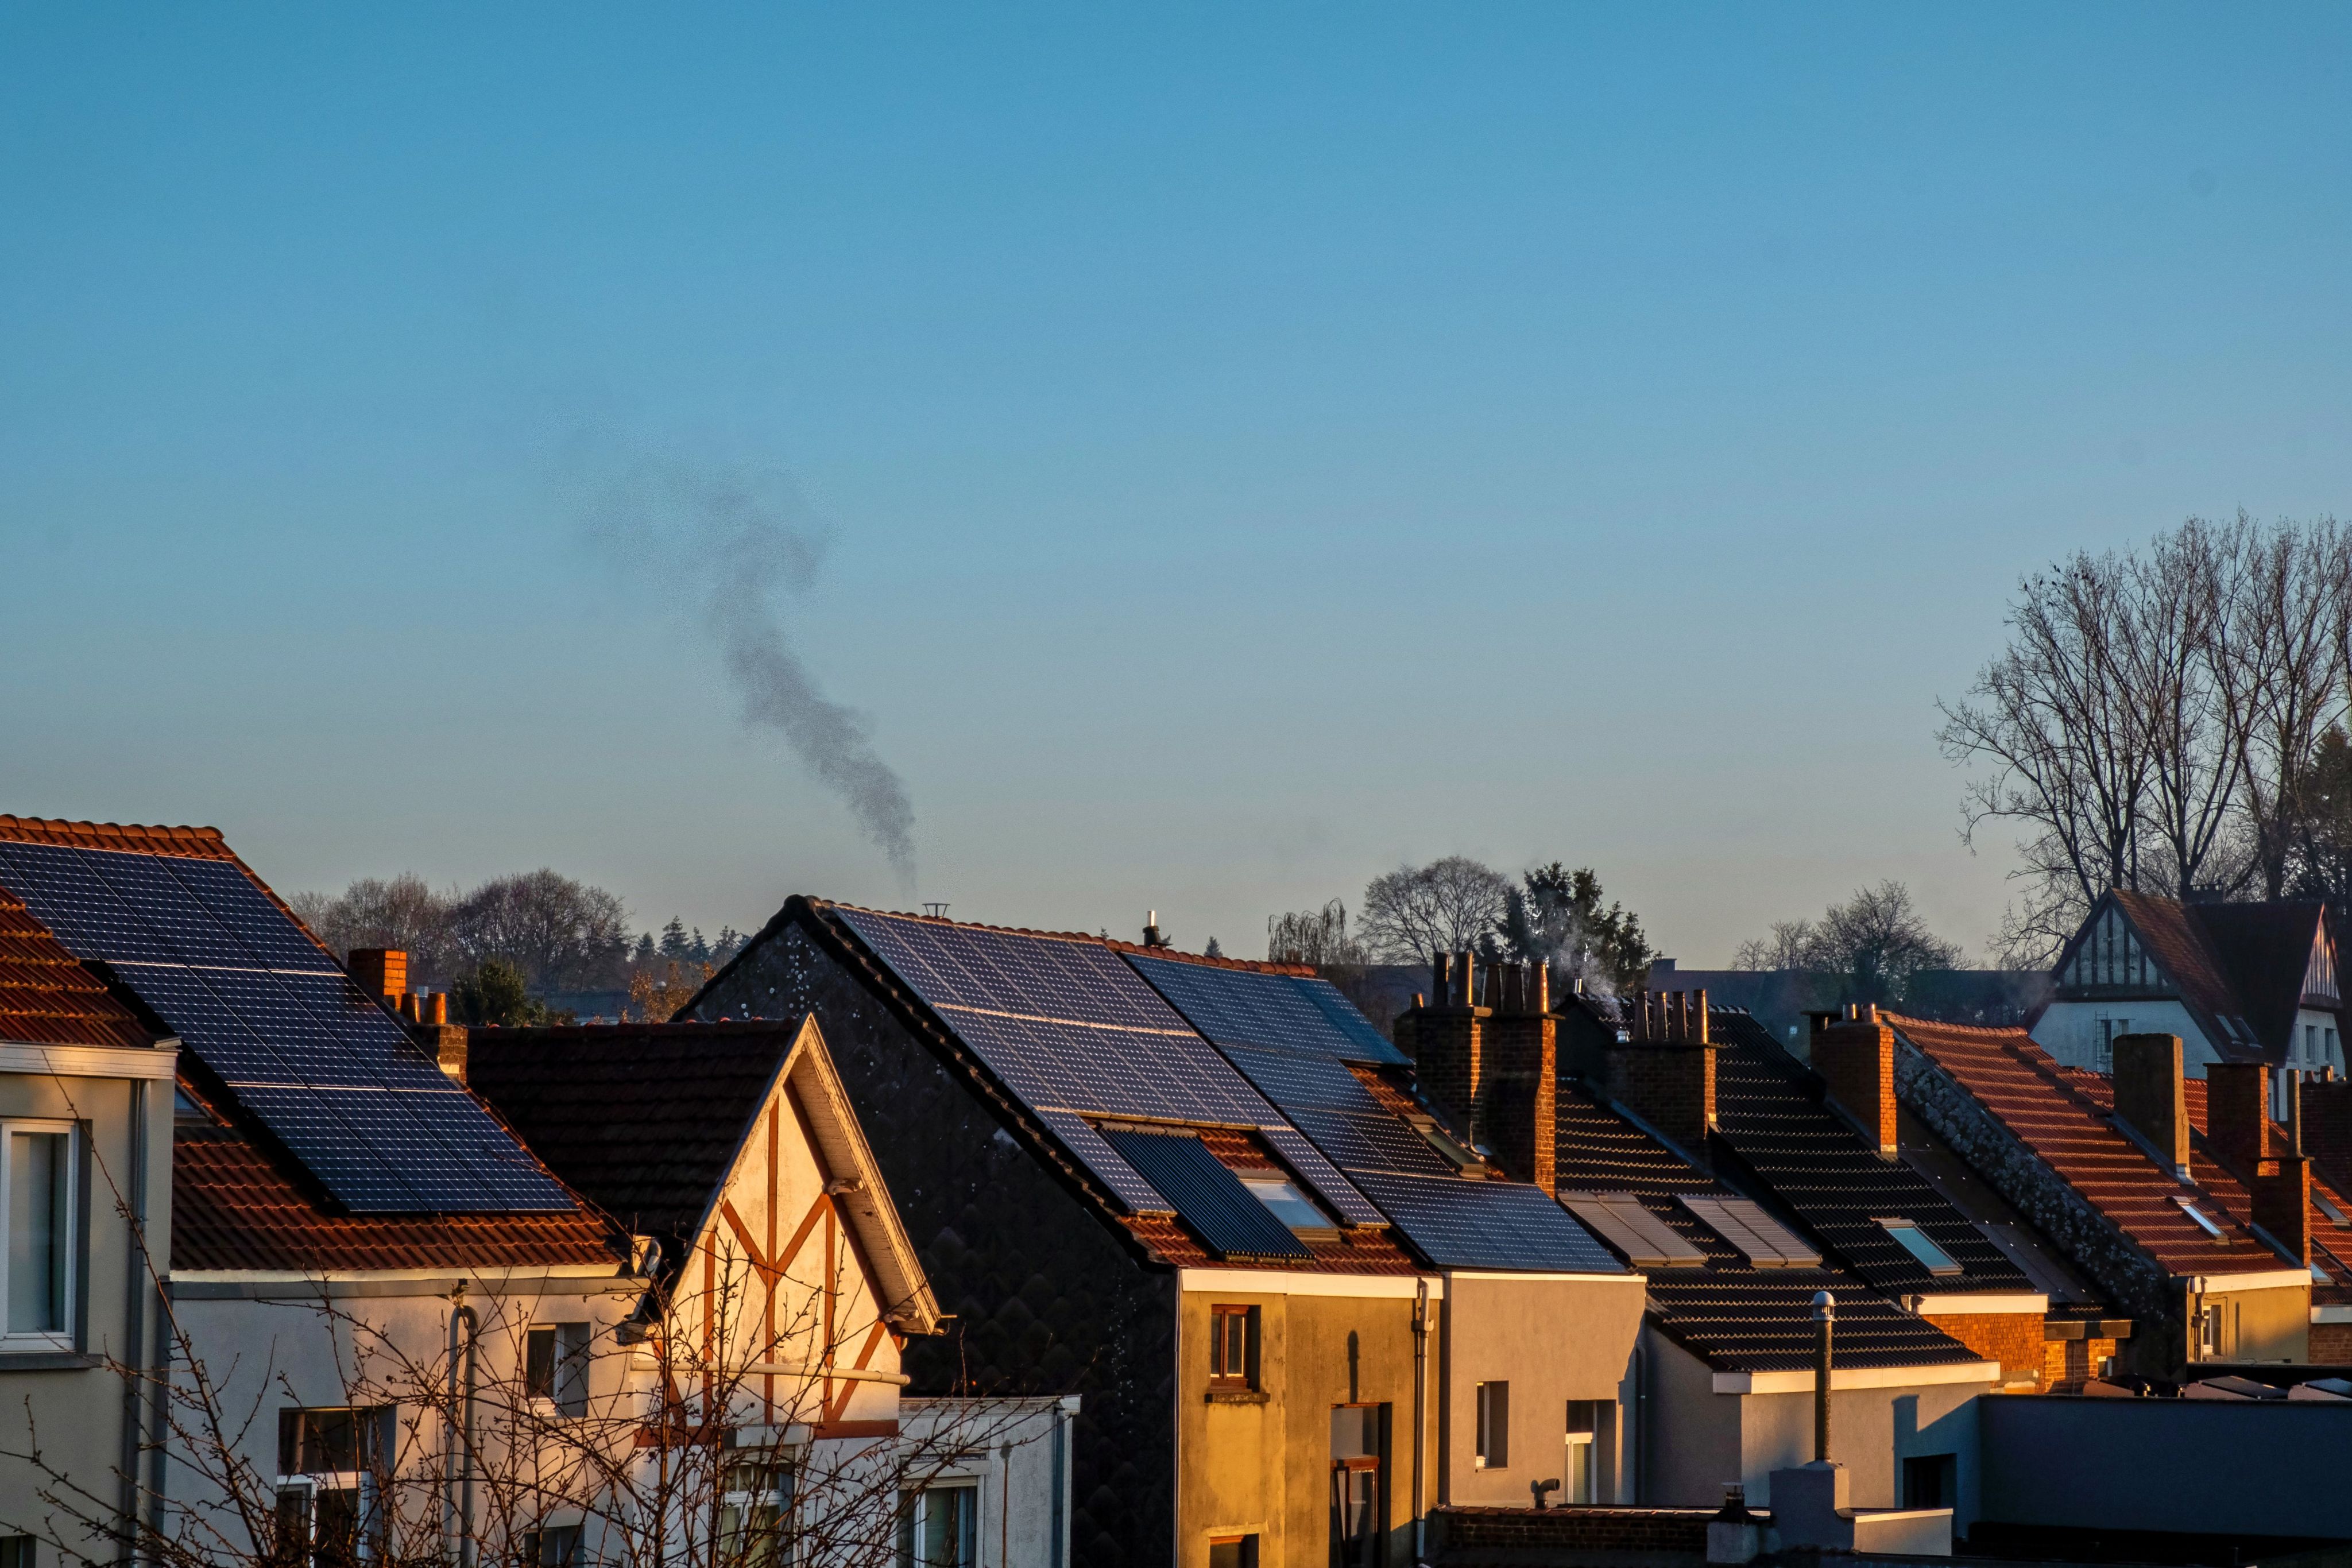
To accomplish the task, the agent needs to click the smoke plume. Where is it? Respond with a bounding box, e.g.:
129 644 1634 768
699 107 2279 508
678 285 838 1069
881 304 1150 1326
586 459 917 884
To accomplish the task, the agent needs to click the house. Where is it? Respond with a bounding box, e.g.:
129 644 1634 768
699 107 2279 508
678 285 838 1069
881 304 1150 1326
1503 980 2002 1516
464 1017 982 1563
0 817 646 1567
681 901 1646 1568
1891 1013 2352 1375
2033 891 2346 1098
0 872 178 1564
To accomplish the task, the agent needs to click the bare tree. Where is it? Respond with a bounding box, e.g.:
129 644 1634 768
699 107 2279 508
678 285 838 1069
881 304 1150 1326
452 873 633 994
1359 858 1510 962
2119 520 2247 901
1731 921 1816 973
1265 900 1365 967
290 875 462 983
1729 884 1960 1008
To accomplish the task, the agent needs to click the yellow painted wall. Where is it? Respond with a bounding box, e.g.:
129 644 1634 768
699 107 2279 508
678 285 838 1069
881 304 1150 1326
1438 1275 1645 1507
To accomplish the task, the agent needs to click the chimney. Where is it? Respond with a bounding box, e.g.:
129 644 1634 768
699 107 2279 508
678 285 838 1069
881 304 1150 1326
1481 962 1557 1191
2256 1153 2312 1265
1565 985 1719 1157
1813 1015 1897 1155
2205 1062 2272 1175
350 948 407 1007
1406 953 1488 1155
2113 1033 2191 1179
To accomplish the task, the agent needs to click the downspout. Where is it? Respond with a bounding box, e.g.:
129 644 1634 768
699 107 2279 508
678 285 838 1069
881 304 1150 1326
446 1302 480 1568
115 1081 149 1566
1411 1279 1428 1565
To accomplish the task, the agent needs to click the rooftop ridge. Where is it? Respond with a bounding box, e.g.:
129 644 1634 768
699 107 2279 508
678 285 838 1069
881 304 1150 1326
810 898 1317 975
0 815 234 860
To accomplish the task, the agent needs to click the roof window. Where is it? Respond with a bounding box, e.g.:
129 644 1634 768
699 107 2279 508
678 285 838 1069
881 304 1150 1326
1239 1174 1334 1234
1676 1194 1820 1268
2316 1190 2351 1229
2172 1197 2226 1239
1877 1218 1963 1276
1560 1193 1707 1268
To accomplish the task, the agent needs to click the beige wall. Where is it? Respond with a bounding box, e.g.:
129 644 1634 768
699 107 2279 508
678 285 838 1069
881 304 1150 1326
2203 1280 2309 1364
1176 1280 1432 1568
1438 1273 1644 1507
0 1062 173 1553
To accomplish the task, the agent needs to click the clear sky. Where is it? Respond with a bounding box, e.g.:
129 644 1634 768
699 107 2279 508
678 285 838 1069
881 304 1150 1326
3 5 2348 965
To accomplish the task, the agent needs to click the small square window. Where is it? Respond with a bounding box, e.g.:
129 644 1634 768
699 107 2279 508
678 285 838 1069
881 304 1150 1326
1 1536 35 1568
1209 1305 1258 1389
896 1482 975 1567
527 1324 591 1416
1208 1535 1259 1568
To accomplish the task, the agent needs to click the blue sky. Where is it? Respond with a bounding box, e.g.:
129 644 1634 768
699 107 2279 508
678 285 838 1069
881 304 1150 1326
3 5 2348 963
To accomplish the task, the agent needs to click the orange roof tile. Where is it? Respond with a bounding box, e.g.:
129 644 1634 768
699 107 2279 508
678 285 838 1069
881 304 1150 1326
1893 1014 2292 1277
0 887 158 1050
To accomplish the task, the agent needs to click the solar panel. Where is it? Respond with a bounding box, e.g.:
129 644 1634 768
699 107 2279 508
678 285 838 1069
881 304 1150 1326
1100 1128 1312 1261
1560 1193 1708 1268
1215 1043 1384 1113
1031 1109 1173 1216
1256 1124 1387 1227
1281 1106 1456 1179
1125 953 1406 1064
0 839 573 1214
1678 1195 1821 1268
1349 1171 1624 1273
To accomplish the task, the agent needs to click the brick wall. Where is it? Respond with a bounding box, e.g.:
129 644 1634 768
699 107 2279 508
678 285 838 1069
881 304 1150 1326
1410 1005 1486 1147
2309 1321 2352 1361
1925 1311 2045 1388
2042 1335 2122 1391
1482 1011 1556 1190
1607 1042 1716 1155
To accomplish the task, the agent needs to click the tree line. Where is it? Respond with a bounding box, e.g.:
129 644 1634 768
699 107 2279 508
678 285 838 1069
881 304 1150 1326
291 870 748 1014
1939 512 2352 961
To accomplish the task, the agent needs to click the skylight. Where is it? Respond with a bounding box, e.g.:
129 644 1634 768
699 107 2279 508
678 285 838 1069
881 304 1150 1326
1242 1174 1333 1233
1877 1218 1963 1276
2172 1197 2226 1239
2316 1190 2351 1228
1676 1194 1820 1268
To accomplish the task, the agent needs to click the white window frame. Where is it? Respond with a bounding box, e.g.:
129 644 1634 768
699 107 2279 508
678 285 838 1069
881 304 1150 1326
1 1118 78 1350
897 1479 978 1567
1474 1380 1509 1470
526 1322 592 1418
276 1407 391 1566
719 1455 797 1568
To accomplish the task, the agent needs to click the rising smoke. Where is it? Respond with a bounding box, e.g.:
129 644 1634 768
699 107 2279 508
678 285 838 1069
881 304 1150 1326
586 459 917 885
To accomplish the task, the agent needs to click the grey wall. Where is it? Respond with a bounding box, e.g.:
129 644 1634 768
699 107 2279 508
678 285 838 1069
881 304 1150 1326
1976 1395 2352 1540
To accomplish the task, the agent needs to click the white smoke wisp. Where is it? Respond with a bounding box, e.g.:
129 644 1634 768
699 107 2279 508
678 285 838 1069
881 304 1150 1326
587 459 916 886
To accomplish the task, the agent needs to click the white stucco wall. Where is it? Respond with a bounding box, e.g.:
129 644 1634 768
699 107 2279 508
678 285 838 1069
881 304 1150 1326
900 1396 1077 1568
2032 1000 2212 1075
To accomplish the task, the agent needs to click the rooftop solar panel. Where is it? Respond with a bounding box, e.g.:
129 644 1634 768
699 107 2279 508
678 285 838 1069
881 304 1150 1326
1031 1109 1173 1216
1560 1193 1709 1268
1349 1171 1624 1274
0 839 573 1214
1125 954 1407 1064
1100 1128 1312 1261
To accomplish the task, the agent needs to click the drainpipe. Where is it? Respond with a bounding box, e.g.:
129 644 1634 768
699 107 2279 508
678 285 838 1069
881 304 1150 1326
1812 1292 1834 1464
446 1302 480 1568
115 1083 149 1566
1411 1279 1429 1563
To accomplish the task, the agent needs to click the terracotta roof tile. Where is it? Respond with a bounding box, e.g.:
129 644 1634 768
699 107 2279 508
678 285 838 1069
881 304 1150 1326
170 1085 620 1273
0 888 157 1050
1891 1014 2293 1276
0 816 237 861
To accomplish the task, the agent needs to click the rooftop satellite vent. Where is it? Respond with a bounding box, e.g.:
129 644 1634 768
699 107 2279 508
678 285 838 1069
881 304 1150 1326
922 903 950 919
1142 910 1173 948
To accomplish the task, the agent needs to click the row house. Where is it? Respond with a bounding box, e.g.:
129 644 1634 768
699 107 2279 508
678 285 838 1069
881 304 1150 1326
0 873 177 1564
2036 891 2345 1101
682 901 1647 1568
1891 1012 2352 1375
0 818 974 1568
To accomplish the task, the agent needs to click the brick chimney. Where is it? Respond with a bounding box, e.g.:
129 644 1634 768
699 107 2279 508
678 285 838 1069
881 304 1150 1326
2113 1033 2190 1180
1481 961 1557 1191
1813 1006 1897 1155
349 948 407 1007
1566 988 1719 1158
1401 954 1561 1186
2204 1062 2272 1175
2255 1154 2312 1265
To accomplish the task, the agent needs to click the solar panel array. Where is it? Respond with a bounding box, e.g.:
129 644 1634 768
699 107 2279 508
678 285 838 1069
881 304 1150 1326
1125 953 1623 1275
0 840 572 1214
834 910 1380 1226
1099 1128 1312 1262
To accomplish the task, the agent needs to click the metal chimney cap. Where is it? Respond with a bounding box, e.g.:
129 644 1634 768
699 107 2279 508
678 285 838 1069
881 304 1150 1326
1812 1291 1835 1319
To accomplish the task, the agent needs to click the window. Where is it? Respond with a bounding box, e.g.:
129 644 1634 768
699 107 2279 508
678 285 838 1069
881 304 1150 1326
1559 1194 1706 1268
1240 1174 1331 1233
2330 1028 2341 1070
276 1408 385 1568
1902 1454 1956 1509
1209 1304 1258 1389
1207 1536 1259 1568
1675 1195 1819 1268
2195 1299 2239 1361
1 1538 33 1568
2095 1019 2127 1073
896 1484 976 1568
523 1526 581 1568
2317 1189 2351 1228
722 1461 794 1568
3 1121 75 1345
1330 1405 1385 1567
1563 1402 1602 1505
526 1323 591 1416
1474 1381 1509 1470
1877 1219 1963 1276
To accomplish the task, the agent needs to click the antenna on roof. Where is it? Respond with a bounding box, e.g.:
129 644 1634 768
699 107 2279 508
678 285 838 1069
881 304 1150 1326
1142 910 1173 949
922 903 950 919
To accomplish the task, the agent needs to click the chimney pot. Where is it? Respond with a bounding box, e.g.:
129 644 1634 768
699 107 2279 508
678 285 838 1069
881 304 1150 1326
1455 951 1476 1009
428 990 448 1027
1693 988 1709 1044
